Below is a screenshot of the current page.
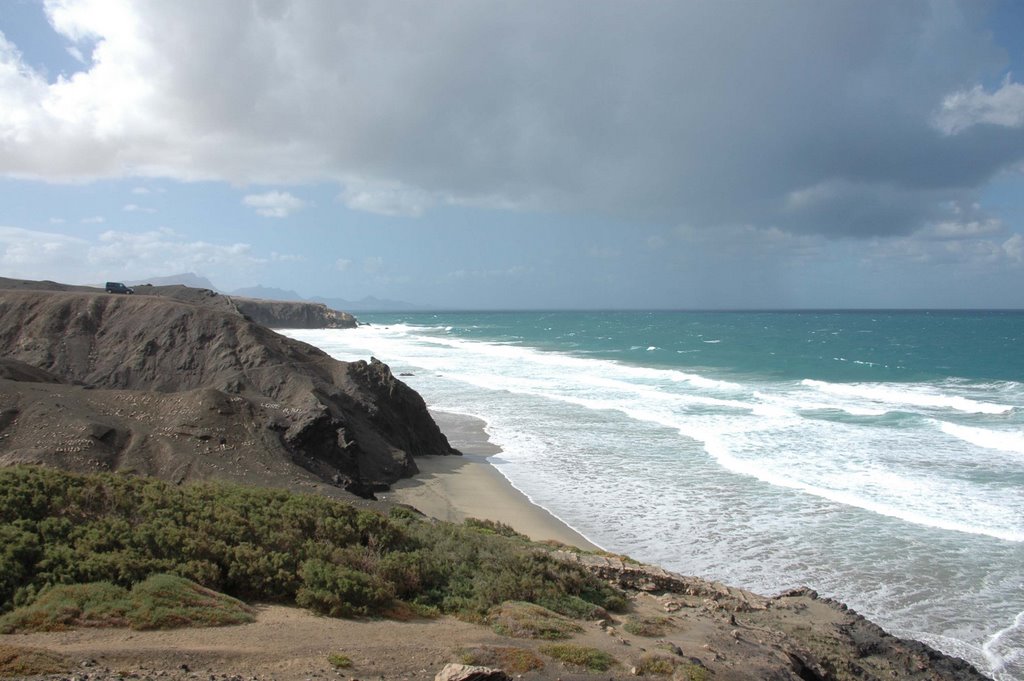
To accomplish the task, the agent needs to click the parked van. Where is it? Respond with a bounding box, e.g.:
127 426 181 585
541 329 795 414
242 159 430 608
105 282 134 294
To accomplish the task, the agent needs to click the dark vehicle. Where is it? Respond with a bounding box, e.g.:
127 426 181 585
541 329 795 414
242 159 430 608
105 281 134 294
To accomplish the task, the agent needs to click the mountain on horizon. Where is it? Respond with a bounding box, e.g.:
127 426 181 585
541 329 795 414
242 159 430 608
310 294 427 312
126 273 218 290
124 273 423 312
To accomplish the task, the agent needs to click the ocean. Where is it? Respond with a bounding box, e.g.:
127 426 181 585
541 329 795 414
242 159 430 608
281 310 1024 680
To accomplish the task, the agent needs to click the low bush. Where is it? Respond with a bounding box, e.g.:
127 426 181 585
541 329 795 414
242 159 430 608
128 574 255 629
538 643 617 672
463 518 528 539
0 575 254 633
0 582 130 633
459 646 544 673
0 466 625 625
489 601 584 640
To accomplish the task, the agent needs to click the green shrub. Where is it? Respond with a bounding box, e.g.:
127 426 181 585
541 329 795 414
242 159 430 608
0 575 254 633
0 466 624 624
327 653 353 669
464 518 528 539
488 601 583 640
128 574 255 629
0 582 130 633
296 560 394 617
459 646 544 673
539 643 617 671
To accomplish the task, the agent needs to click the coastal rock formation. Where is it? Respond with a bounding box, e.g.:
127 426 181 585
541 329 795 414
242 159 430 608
0 280 456 496
554 552 986 681
229 296 357 329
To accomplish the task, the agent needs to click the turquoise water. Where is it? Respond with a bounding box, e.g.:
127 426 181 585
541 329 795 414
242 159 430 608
283 310 1024 679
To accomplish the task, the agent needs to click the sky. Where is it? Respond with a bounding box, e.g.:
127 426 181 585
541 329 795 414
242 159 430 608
2 0 1024 309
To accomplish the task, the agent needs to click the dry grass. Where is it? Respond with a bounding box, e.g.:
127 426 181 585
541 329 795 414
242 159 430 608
622 614 673 637
459 645 545 673
0 644 70 677
538 643 617 671
488 601 583 640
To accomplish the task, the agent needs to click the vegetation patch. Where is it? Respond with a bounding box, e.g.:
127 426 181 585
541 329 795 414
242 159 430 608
0 574 254 633
623 614 673 637
327 653 353 669
459 646 545 673
464 518 528 540
539 643 617 672
0 644 69 677
128 574 255 629
632 653 677 675
489 601 584 640
675 663 711 681
0 466 625 623
0 583 130 633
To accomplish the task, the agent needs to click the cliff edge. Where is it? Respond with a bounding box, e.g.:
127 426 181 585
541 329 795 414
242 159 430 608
0 279 456 497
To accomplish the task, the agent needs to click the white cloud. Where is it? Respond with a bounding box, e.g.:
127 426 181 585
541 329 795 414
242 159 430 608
81 215 105 223
0 226 89 272
933 76 1024 135
1003 234 1024 263
131 186 150 194
242 190 305 218
89 228 264 273
339 181 432 217
49 217 66 224
122 203 155 213
334 258 352 272
918 218 1005 240
0 224 274 285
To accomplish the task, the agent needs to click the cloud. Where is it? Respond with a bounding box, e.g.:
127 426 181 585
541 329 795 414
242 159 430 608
80 216 105 223
334 258 352 272
932 76 1024 135
0 226 89 271
0 224 270 285
0 1 1022 239
89 228 264 272
242 191 305 218
362 256 384 274
339 181 433 217
122 203 155 213
1004 234 1024 263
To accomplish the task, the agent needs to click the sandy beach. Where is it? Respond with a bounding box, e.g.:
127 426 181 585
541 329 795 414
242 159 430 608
386 411 600 551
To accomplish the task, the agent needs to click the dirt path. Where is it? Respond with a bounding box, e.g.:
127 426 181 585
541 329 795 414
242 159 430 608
6 605 508 680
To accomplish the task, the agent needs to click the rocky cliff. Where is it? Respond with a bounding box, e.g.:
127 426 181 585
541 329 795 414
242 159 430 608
229 296 357 329
0 280 456 497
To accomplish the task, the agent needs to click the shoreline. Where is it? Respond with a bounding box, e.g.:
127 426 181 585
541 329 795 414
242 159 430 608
386 411 601 551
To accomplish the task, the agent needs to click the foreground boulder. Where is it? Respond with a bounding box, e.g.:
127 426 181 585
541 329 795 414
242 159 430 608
0 282 457 496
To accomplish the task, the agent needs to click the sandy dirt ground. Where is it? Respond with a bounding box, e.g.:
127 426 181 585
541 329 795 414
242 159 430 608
386 412 600 550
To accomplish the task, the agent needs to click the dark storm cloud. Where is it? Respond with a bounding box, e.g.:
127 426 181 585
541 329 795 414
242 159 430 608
2 0 1022 238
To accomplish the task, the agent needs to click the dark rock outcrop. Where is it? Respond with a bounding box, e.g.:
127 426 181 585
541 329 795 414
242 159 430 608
230 296 357 329
0 281 456 497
